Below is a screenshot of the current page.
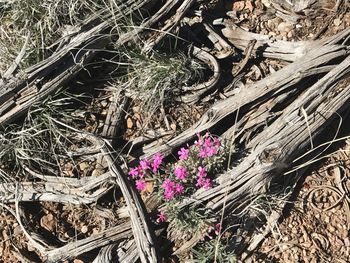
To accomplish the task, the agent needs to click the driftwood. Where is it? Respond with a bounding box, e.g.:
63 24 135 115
44 222 132 263
98 138 160 263
0 172 113 204
143 30 350 159
0 0 153 126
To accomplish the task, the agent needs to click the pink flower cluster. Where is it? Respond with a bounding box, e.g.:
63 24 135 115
195 133 221 158
196 166 212 189
162 178 184 200
128 132 224 224
128 153 164 191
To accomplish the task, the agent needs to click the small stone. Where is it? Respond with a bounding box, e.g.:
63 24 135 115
233 1 245 11
245 0 254 12
328 225 336 232
334 18 342 26
277 22 294 33
81 225 88 234
287 30 295 38
291 228 298 234
268 31 276 36
132 106 140 113
344 237 350 247
73 260 84 263
79 162 89 171
170 123 176 131
126 117 133 129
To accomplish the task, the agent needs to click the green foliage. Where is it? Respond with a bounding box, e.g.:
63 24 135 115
191 238 237 263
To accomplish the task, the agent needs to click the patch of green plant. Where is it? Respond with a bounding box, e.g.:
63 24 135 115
111 45 204 111
0 89 88 175
191 238 237 263
0 0 107 70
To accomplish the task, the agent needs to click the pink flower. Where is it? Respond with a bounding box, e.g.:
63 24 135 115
196 176 205 187
162 178 175 190
157 211 167 222
128 167 141 178
206 146 218 157
198 166 207 178
174 166 188 180
204 137 213 147
151 153 164 172
198 148 207 158
164 190 175 200
215 223 222 235
194 133 203 147
175 183 184 195
139 159 150 170
162 179 176 200
213 137 221 147
178 147 189 160
135 179 146 191
202 178 212 189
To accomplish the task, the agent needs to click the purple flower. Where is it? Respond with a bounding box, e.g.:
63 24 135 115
202 178 212 189
196 176 205 187
178 147 189 160
215 223 222 235
157 211 167 222
194 133 203 147
152 153 164 172
128 167 141 178
198 166 207 178
164 190 175 200
204 137 213 147
174 166 188 181
213 137 221 147
162 178 175 190
139 159 150 170
135 179 146 191
198 148 207 158
175 183 184 195
206 146 218 157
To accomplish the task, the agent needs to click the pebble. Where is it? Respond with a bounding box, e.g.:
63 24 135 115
126 117 133 129
79 162 89 171
81 225 88 234
287 30 295 38
334 18 342 26
328 225 336 232
277 22 294 33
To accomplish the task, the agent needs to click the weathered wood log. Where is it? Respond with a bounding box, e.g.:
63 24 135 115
0 172 113 204
142 31 350 159
44 221 132 263
98 138 160 263
221 24 350 62
0 0 153 126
